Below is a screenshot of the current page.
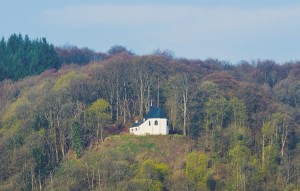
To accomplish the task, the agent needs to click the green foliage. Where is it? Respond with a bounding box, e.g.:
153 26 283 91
205 96 229 130
0 34 60 81
262 145 279 176
5 129 25 149
88 98 111 140
228 97 247 128
88 98 110 118
134 159 169 191
228 144 252 191
132 179 163 191
53 71 84 91
50 160 87 190
72 121 83 158
32 147 43 168
185 151 211 190
186 152 208 181
32 115 47 131
2 95 29 128
136 159 169 181
229 144 251 168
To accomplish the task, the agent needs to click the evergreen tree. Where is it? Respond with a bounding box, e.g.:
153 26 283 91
72 121 83 158
0 33 61 81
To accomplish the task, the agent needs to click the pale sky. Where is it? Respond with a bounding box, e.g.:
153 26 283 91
1 0 300 63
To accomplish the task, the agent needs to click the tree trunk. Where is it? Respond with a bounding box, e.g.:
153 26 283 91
262 134 265 172
281 129 288 157
98 166 101 188
50 171 54 191
183 93 187 136
116 72 119 121
97 117 100 140
123 82 128 124
100 126 104 143
31 167 35 191
139 75 144 116
60 134 65 160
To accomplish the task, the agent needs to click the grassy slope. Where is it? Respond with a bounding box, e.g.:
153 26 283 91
99 134 195 169
45 134 199 190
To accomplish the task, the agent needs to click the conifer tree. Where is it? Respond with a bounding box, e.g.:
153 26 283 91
72 121 83 158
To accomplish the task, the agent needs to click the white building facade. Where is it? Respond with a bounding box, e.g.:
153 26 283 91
130 107 169 135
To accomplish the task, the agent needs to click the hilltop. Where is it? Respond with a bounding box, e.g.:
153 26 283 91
46 135 198 191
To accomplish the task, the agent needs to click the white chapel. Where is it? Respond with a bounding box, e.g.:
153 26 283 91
129 106 170 135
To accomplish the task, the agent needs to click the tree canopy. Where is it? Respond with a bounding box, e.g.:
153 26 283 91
0 34 61 81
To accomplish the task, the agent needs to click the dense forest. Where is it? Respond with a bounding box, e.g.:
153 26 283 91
0 34 60 81
0 34 299 191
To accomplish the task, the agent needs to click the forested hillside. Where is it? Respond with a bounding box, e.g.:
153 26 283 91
0 35 300 190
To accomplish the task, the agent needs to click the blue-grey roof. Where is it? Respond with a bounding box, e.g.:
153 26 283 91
132 121 140 127
144 106 167 119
